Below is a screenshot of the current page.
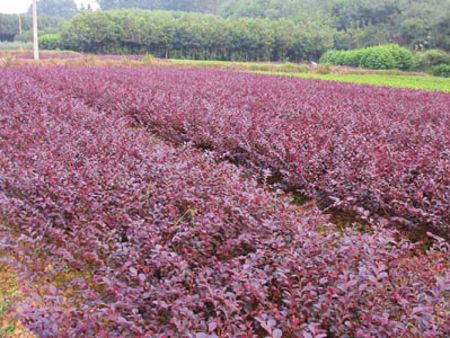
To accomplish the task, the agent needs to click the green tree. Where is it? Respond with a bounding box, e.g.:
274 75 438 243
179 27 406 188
0 14 19 41
97 0 223 13
60 9 332 61
28 0 79 19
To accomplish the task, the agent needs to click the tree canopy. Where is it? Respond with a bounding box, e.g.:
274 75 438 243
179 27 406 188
61 10 333 61
2 0 450 54
29 0 80 19
94 0 450 51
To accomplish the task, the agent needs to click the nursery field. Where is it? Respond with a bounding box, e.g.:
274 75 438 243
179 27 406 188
0 66 449 337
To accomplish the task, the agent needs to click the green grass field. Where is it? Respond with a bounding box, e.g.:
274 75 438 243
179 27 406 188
171 59 450 93
263 71 450 92
171 59 311 73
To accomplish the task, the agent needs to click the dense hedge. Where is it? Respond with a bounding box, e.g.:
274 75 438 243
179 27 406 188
432 64 450 77
58 10 333 62
415 49 450 70
320 44 415 70
39 33 63 50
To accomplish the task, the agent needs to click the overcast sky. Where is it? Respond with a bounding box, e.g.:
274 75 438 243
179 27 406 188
0 0 99 14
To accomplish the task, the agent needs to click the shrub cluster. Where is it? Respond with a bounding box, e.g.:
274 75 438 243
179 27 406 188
1 66 449 337
39 33 64 50
432 64 450 77
320 44 415 70
415 49 450 70
40 66 450 237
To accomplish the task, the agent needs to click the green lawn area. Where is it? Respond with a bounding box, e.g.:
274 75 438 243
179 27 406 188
264 72 450 92
171 59 450 93
170 59 311 72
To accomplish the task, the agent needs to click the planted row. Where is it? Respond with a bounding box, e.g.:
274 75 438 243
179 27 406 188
34 66 450 237
1 68 449 336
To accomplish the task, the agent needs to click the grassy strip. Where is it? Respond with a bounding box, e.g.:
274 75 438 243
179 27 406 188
171 60 450 92
259 71 450 93
171 59 450 92
171 59 311 73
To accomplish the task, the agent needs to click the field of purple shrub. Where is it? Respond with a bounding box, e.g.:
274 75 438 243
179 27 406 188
32 66 450 236
0 66 449 337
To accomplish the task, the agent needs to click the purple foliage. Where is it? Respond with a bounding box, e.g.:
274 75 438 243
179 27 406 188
29 66 450 236
4 52 145 60
0 67 449 337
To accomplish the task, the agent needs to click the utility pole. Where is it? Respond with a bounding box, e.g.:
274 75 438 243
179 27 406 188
18 14 22 36
32 0 39 60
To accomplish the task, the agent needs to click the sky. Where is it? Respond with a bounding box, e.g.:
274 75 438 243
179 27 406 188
0 0 98 14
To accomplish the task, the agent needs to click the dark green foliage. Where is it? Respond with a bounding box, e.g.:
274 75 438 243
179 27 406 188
0 1 75 43
61 10 333 62
432 64 450 77
30 0 79 19
321 45 415 70
98 0 223 14
385 44 416 70
0 14 20 41
94 0 450 53
415 49 450 70
332 0 400 30
0 13 66 42
4 0 450 62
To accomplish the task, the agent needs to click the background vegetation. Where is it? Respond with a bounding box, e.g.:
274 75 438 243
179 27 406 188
60 10 333 61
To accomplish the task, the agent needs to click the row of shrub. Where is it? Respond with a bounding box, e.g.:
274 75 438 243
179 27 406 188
51 66 450 236
320 45 415 70
432 64 450 77
413 49 450 77
320 44 450 76
2 65 449 338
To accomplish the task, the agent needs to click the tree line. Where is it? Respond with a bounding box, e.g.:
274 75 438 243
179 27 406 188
59 10 333 62
96 0 450 52
1 0 450 62
0 13 64 42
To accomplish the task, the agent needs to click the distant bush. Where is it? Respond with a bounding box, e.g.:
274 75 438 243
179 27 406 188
0 41 32 50
359 47 396 69
321 44 415 70
415 49 450 70
39 34 63 50
386 44 416 70
142 53 155 64
15 31 32 43
432 64 450 77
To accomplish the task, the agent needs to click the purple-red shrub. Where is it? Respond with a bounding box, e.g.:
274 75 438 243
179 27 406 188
27 66 450 236
1 51 145 61
0 67 449 337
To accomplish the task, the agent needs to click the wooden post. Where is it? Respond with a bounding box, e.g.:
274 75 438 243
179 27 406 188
32 0 39 60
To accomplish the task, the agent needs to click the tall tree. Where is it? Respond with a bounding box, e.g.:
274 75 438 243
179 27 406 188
97 0 223 13
29 0 79 19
